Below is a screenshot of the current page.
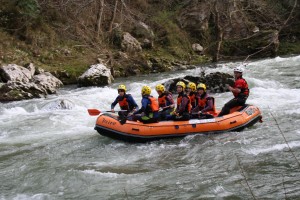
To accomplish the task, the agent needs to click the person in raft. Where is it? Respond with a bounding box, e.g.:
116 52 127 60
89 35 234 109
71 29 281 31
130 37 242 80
131 86 159 124
166 81 191 121
191 83 215 119
186 82 197 109
111 84 139 117
218 66 249 117
155 84 175 120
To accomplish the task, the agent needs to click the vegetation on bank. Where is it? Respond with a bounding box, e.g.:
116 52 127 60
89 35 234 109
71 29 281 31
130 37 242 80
0 0 299 84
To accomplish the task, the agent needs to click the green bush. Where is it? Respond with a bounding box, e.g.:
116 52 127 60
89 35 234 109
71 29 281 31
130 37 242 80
0 0 40 30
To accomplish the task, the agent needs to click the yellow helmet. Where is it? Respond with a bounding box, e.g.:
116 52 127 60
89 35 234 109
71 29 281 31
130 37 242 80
155 84 165 92
118 84 126 92
141 85 151 95
197 83 206 92
187 82 196 92
176 81 186 89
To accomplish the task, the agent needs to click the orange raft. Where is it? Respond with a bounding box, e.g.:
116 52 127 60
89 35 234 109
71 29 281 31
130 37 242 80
94 104 262 142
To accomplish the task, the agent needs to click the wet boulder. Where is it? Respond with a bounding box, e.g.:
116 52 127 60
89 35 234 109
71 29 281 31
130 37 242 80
0 81 46 101
41 99 74 111
0 64 63 101
78 64 114 87
34 72 63 94
163 72 234 94
0 64 33 83
24 63 36 77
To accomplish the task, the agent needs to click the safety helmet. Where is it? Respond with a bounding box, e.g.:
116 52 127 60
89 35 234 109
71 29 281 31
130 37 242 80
197 83 206 92
187 82 196 92
155 84 165 92
233 66 243 73
176 81 186 89
141 85 151 95
118 84 126 92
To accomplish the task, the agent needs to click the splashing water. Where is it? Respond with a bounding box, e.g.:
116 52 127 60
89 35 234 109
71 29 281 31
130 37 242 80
1 55 300 199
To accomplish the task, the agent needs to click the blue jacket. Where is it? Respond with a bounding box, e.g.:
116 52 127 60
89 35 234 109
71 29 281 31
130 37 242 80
111 94 139 111
134 95 159 118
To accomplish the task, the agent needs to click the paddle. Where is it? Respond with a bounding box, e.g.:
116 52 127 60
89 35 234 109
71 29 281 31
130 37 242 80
88 109 101 116
87 109 127 116
159 106 173 112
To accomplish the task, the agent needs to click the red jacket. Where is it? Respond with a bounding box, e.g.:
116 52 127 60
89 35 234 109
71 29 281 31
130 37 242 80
233 77 249 98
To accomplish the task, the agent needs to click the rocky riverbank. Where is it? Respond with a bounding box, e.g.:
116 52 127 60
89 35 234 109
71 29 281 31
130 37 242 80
0 61 235 101
0 0 299 101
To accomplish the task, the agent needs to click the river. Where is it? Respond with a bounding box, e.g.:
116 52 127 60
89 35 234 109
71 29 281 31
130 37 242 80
1 55 300 199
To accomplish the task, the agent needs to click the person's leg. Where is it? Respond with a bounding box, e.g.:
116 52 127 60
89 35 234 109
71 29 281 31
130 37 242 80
118 111 129 117
174 112 190 121
139 114 158 124
236 97 246 106
165 114 176 120
218 98 239 117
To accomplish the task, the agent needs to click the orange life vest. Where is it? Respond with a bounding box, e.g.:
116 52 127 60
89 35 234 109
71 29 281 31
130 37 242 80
158 94 167 107
197 94 216 114
149 96 159 112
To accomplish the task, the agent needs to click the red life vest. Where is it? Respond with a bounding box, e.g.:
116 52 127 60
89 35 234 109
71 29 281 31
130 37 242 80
149 96 159 112
189 92 196 108
233 78 249 98
118 94 131 110
177 93 191 112
197 96 207 109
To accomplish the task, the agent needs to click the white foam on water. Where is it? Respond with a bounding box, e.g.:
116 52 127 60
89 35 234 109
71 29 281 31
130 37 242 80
247 87 300 111
8 193 52 200
1 55 300 199
81 169 121 178
243 141 300 155
1 107 28 116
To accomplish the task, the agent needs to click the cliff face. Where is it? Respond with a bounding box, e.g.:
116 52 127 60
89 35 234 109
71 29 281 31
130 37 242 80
0 0 299 82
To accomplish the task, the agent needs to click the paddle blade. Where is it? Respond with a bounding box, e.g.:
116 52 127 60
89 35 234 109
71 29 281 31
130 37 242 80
88 109 101 116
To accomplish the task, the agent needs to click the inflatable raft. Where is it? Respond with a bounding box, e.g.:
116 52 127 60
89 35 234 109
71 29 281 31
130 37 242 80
94 104 262 142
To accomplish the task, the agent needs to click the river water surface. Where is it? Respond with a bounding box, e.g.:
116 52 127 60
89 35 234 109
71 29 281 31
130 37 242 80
1 56 300 199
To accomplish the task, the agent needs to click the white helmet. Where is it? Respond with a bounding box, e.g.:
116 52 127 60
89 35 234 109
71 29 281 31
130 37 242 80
234 66 243 73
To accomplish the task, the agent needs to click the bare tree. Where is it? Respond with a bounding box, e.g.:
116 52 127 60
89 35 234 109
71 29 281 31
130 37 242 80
109 0 119 33
95 0 105 37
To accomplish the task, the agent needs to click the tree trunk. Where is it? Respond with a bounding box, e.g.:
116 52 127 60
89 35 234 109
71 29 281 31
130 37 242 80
213 2 223 62
96 0 105 37
109 0 119 33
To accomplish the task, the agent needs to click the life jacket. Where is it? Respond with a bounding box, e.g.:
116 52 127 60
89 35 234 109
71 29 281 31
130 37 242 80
233 77 249 98
197 95 207 109
189 92 197 108
149 96 159 112
197 94 216 114
177 92 191 112
158 94 167 107
158 92 172 107
118 94 133 111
